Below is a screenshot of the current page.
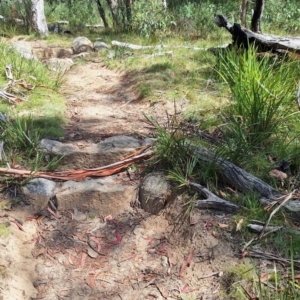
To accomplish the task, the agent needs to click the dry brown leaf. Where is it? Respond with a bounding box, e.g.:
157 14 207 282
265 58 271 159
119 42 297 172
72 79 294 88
179 250 194 278
212 230 217 237
219 190 227 198
218 223 229 229
236 218 244 231
269 169 287 180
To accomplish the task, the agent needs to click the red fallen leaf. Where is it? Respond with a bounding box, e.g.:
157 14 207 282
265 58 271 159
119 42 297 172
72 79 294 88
78 252 87 268
205 220 212 231
179 250 194 278
156 242 167 255
181 284 189 293
86 275 96 289
47 207 58 219
13 220 25 231
90 236 102 252
115 233 123 244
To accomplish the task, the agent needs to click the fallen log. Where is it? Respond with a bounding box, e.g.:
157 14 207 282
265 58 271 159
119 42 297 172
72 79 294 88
214 14 300 53
190 145 300 215
111 40 207 51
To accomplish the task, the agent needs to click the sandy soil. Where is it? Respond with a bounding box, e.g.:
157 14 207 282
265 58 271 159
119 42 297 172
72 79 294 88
0 41 241 300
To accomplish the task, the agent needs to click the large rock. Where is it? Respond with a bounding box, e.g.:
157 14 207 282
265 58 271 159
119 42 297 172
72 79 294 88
93 41 109 52
139 172 172 215
11 41 37 60
72 36 93 54
45 58 74 72
55 176 136 216
40 135 149 169
21 178 57 214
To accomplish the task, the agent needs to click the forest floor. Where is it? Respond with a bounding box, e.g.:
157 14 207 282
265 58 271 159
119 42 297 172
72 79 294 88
0 40 248 300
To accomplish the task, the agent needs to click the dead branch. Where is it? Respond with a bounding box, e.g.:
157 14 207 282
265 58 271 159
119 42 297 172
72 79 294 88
190 181 239 213
112 40 207 51
214 14 300 53
247 222 283 234
246 249 300 269
190 145 300 216
0 150 153 181
112 40 162 50
259 191 295 239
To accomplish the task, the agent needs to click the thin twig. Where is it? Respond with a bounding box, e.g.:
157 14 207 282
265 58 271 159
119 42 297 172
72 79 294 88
259 190 295 240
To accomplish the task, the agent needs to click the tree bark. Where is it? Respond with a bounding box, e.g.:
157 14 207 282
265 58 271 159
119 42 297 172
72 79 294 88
250 0 264 33
214 14 300 53
190 145 300 216
95 0 109 28
106 0 120 28
31 0 48 37
240 0 248 27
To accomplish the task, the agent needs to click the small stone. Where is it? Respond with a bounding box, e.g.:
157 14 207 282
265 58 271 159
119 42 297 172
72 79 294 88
161 256 168 268
87 247 98 259
21 178 57 214
139 172 172 215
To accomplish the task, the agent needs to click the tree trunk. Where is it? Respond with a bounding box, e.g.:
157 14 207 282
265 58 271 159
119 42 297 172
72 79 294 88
250 0 264 33
214 14 300 54
95 0 109 28
240 0 248 27
125 0 132 29
31 0 48 37
106 0 120 28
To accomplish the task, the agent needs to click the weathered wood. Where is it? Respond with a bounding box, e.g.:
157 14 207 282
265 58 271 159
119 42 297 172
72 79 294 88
190 145 300 215
190 182 239 213
214 14 300 53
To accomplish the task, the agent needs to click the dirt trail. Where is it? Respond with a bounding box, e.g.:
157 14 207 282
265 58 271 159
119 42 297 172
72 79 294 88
0 45 240 300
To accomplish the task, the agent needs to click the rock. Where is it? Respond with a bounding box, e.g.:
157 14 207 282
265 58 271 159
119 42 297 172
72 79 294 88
93 41 109 52
11 41 37 60
40 135 149 169
139 172 172 215
45 58 74 72
21 178 57 214
54 176 137 216
72 36 93 54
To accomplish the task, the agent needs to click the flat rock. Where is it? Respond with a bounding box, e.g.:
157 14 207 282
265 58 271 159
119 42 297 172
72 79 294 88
55 176 136 216
40 135 148 169
45 58 74 72
21 178 57 214
139 172 172 215
11 41 37 60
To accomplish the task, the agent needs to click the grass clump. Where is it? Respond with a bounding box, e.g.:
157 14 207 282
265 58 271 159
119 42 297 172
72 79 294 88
0 115 64 172
215 47 300 173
